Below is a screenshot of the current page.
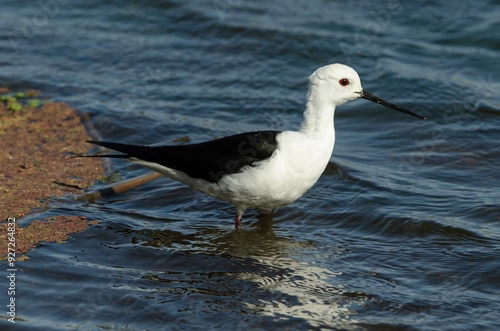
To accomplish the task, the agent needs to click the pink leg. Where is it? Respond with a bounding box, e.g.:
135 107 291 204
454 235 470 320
234 215 242 230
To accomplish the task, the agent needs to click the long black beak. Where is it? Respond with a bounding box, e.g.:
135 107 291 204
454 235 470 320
358 90 426 120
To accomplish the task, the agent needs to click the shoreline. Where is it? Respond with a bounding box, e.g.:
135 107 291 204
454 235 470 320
0 88 104 259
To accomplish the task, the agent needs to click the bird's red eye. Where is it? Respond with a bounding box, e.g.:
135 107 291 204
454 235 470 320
339 78 349 86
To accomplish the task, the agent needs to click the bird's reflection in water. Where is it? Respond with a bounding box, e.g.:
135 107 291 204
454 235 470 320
136 214 362 328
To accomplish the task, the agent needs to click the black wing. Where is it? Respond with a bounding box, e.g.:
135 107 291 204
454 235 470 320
88 131 280 183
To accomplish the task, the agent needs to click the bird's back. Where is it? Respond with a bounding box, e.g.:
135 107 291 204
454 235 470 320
89 131 281 184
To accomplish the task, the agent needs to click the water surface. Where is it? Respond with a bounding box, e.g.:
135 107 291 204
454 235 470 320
1 0 499 330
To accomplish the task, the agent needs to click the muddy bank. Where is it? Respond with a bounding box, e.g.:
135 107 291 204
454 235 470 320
0 89 104 259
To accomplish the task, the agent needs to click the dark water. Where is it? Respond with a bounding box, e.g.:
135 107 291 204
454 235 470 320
1 0 500 329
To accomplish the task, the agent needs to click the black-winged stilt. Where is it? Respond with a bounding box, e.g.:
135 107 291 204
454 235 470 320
87 64 425 229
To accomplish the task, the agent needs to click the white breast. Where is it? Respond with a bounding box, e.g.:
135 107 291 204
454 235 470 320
214 130 335 210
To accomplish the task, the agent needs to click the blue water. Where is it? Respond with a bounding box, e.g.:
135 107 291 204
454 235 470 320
1 0 500 330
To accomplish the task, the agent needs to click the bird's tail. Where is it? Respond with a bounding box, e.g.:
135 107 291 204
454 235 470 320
82 140 158 159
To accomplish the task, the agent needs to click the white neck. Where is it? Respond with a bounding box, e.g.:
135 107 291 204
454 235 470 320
299 88 336 139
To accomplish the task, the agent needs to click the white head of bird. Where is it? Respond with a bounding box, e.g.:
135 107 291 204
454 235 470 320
307 63 363 107
306 63 425 120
